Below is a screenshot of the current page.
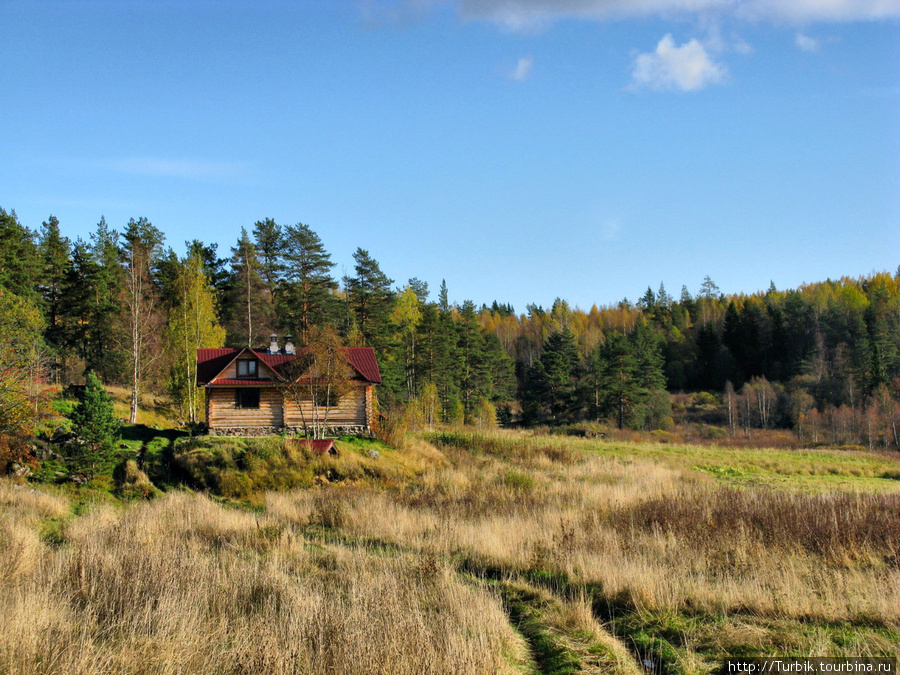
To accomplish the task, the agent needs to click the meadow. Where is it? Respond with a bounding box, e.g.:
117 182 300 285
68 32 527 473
2 427 899 674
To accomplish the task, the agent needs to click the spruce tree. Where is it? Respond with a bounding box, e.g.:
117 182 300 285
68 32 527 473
68 371 120 476
598 331 639 429
525 327 580 424
87 217 128 382
0 208 41 300
37 215 71 352
343 248 394 352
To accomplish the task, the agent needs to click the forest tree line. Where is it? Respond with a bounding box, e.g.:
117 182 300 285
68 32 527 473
1 207 898 449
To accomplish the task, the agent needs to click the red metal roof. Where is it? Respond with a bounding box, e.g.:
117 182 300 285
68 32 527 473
344 348 382 384
197 346 382 386
196 348 239 386
298 439 337 455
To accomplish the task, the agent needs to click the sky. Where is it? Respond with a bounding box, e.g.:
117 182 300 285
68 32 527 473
1 0 898 312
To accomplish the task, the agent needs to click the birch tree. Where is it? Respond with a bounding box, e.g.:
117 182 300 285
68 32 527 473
281 325 352 439
121 218 164 424
168 253 226 424
392 285 422 397
0 288 50 466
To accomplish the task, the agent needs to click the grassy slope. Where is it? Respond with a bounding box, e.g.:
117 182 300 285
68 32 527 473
437 430 900 492
418 431 900 671
12 397 900 673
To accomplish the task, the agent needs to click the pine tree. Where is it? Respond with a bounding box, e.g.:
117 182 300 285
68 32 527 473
280 222 337 340
698 275 720 324
252 217 285 299
223 229 273 347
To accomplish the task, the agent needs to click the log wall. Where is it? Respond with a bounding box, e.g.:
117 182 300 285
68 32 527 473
283 385 368 428
207 387 284 428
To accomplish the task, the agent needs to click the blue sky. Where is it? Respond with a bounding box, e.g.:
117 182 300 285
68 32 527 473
2 0 898 311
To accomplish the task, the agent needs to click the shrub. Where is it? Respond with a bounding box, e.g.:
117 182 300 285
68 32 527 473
472 398 497 430
501 470 535 492
694 391 719 406
700 425 729 439
113 459 159 500
374 406 409 449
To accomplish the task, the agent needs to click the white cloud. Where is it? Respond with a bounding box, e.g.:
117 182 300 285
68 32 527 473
446 0 900 27
631 34 727 91
737 0 900 22
795 32 821 51
508 56 534 81
701 22 754 55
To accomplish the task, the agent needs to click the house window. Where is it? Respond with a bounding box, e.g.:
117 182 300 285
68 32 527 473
237 359 258 378
235 388 260 409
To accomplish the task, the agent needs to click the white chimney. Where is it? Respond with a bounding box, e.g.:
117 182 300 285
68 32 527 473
284 335 295 355
268 334 279 354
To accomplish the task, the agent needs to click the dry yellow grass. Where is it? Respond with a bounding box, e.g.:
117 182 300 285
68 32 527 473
3 428 898 673
0 487 527 675
327 448 900 627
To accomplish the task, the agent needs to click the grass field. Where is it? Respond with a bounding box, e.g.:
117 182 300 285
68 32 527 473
2 427 899 674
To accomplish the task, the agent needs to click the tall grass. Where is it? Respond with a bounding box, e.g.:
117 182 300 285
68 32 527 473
0 488 526 675
340 435 900 628
3 428 899 672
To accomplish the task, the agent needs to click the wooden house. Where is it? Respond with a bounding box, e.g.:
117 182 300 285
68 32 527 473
196 336 381 437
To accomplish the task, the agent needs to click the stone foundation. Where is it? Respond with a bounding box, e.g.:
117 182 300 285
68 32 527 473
208 425 372 438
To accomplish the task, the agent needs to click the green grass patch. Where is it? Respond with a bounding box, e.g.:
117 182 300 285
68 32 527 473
587 440 900 492
490 581 595 675
601 608 900 666
170 435 427 499
426 429 900 491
